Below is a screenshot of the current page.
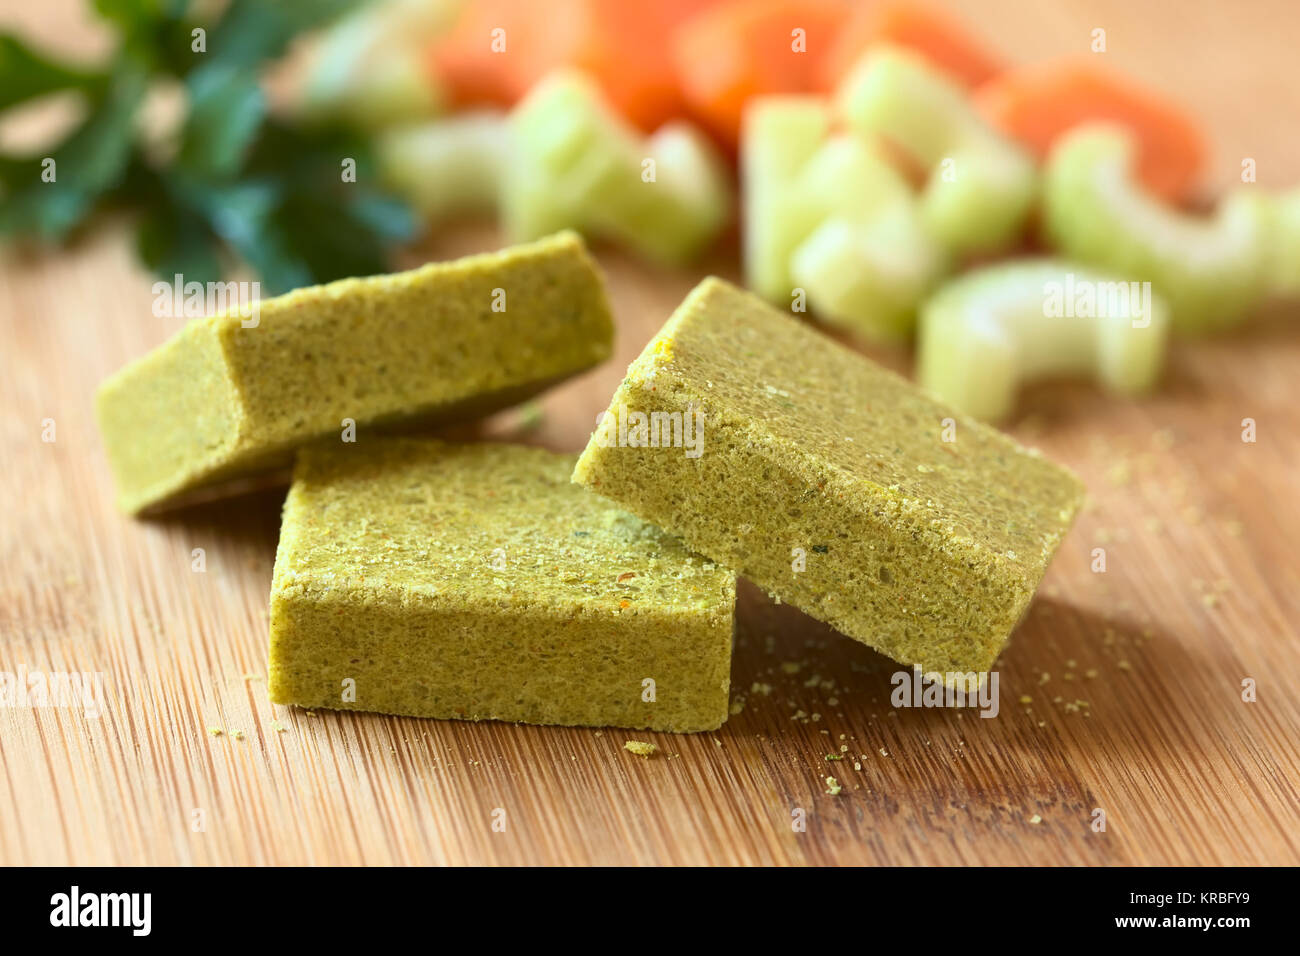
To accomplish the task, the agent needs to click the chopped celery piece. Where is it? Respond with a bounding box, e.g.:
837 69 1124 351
837 46 1036 256
299 0 451 130
1270 189 1300 296
790 206 946 343
1243 187 1300 297
586 123 733 265
376 113 507 222
504 73 638 241
917 259 1171 422
504 71 730 265
742 96 946 341
1043 125 1267 333
742 98 834 301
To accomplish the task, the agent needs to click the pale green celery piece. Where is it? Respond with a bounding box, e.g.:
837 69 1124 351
742 96 945 340
1244 187 1300 297
376 112 507 221
1043 124 1267 333
298 0 450 130
1272 190 1300 295
503 72 636 241
504 71 730 264
917 258 1171 422
790 204 947 343
837 45 1037 256
742 97 833 300
793 132 916 216
585 122 733 265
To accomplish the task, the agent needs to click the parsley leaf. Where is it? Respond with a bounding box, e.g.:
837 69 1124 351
0 0 418 292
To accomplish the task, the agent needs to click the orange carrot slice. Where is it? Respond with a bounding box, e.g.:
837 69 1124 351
673 0 849 147
428 1 568 107
975 60 1207 201
572 0 720 130
428 0 716 131
818 0 1003 92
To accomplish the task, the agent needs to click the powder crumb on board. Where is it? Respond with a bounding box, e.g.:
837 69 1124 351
824 777 842 796
229 730 245 741
207 727 223 737
825 753 844 761
270 721 287 733
624 741 658 758
1029 814 1043 825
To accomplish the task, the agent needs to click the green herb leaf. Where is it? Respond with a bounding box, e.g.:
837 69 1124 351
92 0 186 32
132 163 224 284
177 62 267 178
0 33 104 112
0 0 409 292
0 63 147 240
205 0 360 70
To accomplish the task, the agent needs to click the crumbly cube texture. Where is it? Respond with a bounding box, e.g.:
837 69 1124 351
573 278 1084 677
268 440 736 732
97 232 613 514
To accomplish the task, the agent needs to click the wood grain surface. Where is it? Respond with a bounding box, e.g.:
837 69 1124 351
2 1 1298 866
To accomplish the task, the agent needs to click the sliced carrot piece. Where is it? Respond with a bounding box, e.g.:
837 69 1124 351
571 0 720 130
975 59 1207 201
818 0 1003 92
673 0 849 147
428 0 716 131
428 1 576 107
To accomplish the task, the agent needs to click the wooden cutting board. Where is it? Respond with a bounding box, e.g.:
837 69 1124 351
2 0 1298 866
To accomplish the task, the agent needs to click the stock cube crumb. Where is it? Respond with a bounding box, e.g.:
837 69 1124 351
268 439 736 732
97 232 613 514
573 277 1083 678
